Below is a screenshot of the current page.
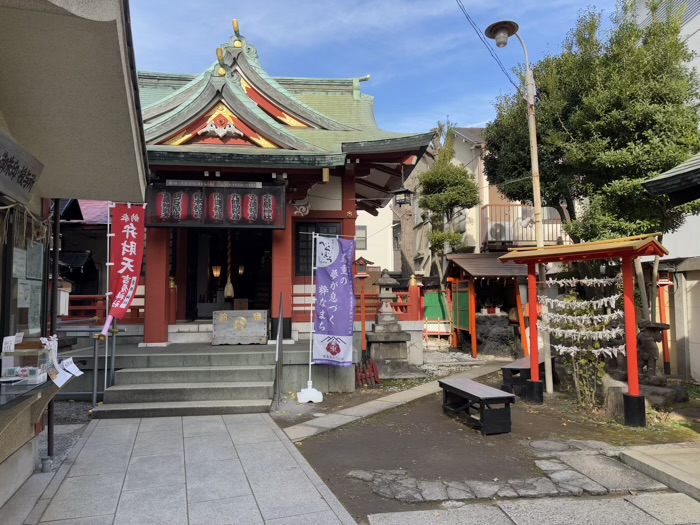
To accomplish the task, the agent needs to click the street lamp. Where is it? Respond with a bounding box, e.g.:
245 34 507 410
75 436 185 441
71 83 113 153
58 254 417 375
486 20 552 400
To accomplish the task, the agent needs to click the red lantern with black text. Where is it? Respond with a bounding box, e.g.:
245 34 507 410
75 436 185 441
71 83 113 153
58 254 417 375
261 193 275 223
243 193 259 223
171 190 189 222
190 190 205 222
155 191 171 222
227 193 242 223
208 191 224 223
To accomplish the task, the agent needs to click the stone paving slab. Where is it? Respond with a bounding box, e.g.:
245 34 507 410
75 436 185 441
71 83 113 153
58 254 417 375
114 483 188 525
186 458 251 503
497 497 664 525
188 494 263 525
265 509 342 524
621 444 700 502
336 399 399 418
122 452 185 491
303 413 359 430
368 504 514 525
625 492 700 525
41 515 114 524
41 473 124 522
561 454 666 493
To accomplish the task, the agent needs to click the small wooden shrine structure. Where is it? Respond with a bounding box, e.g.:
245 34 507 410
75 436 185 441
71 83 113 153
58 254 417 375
499 233 668 427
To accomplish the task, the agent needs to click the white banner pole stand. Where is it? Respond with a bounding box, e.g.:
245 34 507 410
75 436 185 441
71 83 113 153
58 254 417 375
297 232 323 404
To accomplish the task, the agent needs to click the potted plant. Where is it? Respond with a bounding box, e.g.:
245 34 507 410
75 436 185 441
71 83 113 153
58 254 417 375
479 301 488 315
485 301 496 315
494 302 502 315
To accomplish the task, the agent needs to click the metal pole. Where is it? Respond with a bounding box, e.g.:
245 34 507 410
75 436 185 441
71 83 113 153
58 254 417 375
109 321 118 387
91 336 99 408
48 198 61 458
104 204 112 391
307 232 316 383
516 32 553 395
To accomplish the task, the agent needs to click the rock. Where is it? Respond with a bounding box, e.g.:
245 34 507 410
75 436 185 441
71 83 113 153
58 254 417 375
416 481 448 501
395 477 418 489
497 485 518 498
667 407 700 422
603 374 628 418
528 440 570 453
372 482 394 499
670 386 690 403
393 486 423 502
639 384 677 408
441 500 466 509
347 470 374 482
465 480 501 499
535 460 567 472
566 440 618 453
446 486 473 500
508 477 559 498
548 469 607 496
375 469 407 476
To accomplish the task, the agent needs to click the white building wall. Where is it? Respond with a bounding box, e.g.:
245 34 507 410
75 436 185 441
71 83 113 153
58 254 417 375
683 270 700 381
355 206 395 271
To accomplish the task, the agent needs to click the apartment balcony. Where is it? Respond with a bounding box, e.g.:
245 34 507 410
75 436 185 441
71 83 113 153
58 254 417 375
480 204 571 250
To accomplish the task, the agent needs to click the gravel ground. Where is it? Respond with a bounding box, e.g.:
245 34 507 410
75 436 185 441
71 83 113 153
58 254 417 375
36 401 91 470
51 400 92 424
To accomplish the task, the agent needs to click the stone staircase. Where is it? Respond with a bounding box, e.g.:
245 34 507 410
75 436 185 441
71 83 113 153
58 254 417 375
92 349 275 418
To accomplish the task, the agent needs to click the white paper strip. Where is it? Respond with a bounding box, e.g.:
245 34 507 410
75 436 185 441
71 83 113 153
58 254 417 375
538 294 621 311
546 275 621 288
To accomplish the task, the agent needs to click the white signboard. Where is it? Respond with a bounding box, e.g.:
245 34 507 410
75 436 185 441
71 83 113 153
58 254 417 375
0 129 43 205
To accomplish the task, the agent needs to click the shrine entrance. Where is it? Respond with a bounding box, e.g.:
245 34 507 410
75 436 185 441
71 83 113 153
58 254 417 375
184 228 271 320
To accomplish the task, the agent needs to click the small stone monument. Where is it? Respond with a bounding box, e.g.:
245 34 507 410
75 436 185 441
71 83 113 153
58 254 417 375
637 320 670 378
366 269 411 377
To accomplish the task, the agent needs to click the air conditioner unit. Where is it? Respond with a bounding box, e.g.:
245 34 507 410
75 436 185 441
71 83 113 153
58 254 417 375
488 222 512 242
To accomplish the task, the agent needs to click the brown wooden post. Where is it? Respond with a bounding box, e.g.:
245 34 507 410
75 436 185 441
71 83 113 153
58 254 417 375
144 228 170 344
658 284 671 375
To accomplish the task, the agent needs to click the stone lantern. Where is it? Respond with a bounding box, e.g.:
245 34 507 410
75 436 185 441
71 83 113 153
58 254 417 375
366 269 411 377
375 269 399 319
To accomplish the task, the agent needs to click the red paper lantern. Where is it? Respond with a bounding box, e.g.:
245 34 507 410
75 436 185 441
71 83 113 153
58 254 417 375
171 190 189 222
243 193 259 222
227 193 242 223
155 191 171 222
261 193 275 223
190 190 205 221
208 191 224 223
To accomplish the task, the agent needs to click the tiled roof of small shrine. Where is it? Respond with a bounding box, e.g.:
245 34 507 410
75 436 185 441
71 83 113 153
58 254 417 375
136 21 429 158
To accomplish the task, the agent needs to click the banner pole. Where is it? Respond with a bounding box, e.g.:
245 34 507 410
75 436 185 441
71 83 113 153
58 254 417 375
297 232 322 403
103 203 112 390
307 231 316 383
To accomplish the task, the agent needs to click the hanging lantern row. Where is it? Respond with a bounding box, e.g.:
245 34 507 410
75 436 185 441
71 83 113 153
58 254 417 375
155 189 276 224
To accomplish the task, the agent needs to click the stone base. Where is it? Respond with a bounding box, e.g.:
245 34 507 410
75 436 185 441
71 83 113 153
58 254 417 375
526 380 544 404
0 437 38 508
623 394 646 427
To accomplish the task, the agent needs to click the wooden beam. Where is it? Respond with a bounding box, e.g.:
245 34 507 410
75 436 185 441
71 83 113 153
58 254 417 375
356 178 392 194
356 163 402 177
357 201 379 216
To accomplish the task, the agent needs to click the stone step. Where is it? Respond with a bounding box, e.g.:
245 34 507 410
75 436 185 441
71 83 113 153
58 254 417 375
103 382 274 403
169 332 213 344
115 365 276 385
91 399 271 418
109 351 277 369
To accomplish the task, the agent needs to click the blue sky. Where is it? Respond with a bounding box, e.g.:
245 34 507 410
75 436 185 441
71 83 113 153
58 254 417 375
130 0 617 134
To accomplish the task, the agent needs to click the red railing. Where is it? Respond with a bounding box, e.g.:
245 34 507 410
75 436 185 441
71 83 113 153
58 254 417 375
481 204 571 247
62 294 145 324
291 290 420 323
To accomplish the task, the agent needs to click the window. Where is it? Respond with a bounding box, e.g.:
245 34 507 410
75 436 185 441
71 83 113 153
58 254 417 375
295 222 341 276
356 225 367 250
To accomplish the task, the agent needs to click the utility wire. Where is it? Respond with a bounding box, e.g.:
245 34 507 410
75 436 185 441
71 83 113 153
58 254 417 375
455 0 520 91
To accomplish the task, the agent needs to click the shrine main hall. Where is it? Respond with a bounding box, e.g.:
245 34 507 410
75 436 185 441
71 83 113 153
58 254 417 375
138 20 431 344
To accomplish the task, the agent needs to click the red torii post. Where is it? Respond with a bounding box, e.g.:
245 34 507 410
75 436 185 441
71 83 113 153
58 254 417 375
499 234 668 427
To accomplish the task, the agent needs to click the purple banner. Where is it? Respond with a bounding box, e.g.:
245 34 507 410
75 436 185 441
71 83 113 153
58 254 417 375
313 236 355 367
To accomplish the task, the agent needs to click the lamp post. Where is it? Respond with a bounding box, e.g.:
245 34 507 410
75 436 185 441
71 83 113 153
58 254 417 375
485 20 553 399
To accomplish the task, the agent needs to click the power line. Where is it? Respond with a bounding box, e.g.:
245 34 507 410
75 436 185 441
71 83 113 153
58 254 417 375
454 0 520 91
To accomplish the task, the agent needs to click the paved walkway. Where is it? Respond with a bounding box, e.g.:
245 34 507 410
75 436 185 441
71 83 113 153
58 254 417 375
1 415 354 525
283 361 507 442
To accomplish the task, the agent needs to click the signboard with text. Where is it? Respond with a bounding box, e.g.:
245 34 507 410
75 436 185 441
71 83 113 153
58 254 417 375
146 182 285 229
108 205 146 320
312 236 355 367
0 130 43 205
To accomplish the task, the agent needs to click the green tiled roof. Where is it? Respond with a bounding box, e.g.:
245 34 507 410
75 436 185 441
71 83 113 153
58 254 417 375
138 72 196 108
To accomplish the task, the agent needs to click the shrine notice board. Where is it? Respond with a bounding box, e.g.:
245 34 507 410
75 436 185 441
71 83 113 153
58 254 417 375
212 310 267 345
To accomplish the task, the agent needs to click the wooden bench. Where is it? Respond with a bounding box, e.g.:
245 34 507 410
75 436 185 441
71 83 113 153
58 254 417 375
438 378 516 435
501 356 558 396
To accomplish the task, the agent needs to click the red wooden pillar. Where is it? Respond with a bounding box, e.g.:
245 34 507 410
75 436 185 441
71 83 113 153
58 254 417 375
407 284 421 321
342 165 356 239
658 285 671 375
469 279 477 358
144 227 170 344
622 256 645 426
176 229 188 320
272 205 293 337
527 262 543 403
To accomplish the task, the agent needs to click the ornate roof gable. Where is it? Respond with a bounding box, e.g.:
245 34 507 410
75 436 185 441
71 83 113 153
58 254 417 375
143 20 356 151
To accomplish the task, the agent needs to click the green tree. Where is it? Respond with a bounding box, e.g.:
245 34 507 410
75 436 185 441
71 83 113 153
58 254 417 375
483 1 700 242
418 123 479 285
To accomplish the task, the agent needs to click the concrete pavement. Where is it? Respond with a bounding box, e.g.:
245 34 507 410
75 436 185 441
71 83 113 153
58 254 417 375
0 414 355 525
